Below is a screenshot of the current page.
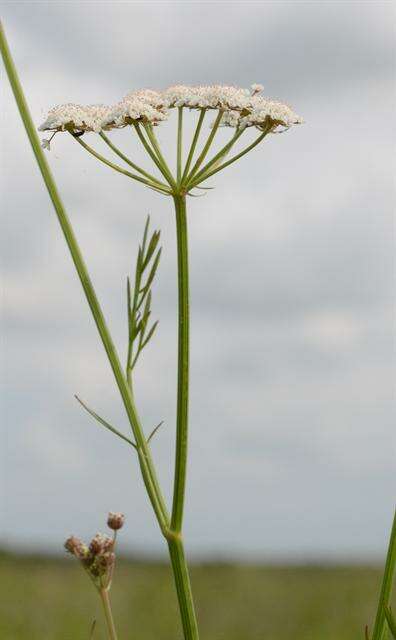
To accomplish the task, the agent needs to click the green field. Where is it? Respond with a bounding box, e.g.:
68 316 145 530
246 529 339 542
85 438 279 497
0 553 389 640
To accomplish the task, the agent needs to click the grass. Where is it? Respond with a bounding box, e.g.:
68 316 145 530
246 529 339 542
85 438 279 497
0 552 391 640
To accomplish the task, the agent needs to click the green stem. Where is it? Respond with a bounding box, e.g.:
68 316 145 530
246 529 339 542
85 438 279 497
134 122 175 187
2 24 200 639
168 535 199 640
144 123 177 190
99 588 118 640
177 107 183 183
184 109 223 185
184 127 244 191
181 109 206 185
99 131 166 188
188 125 271 189
72 134 171 194
0 21 169 536
372 509 396 640
171 194 190 532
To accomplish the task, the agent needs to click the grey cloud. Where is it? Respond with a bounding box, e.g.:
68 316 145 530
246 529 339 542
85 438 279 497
1 1 395 559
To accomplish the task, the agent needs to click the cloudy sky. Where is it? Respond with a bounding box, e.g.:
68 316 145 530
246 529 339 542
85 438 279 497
1 1 395 560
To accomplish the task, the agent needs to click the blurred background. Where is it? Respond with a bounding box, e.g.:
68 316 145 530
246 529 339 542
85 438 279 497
1 1 395 638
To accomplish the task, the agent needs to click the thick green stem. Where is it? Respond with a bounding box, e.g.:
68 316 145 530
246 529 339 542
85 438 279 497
171 195 190 532
99 588 118 640
0 21 169 536
372 509 396 640
168 535 199 640
167 194 199 639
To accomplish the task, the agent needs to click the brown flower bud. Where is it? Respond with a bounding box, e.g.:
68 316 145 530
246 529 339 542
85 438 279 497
64 535 83 555
89 533 113 556
107 512 125 531
97 551 116 573
65 536 90 561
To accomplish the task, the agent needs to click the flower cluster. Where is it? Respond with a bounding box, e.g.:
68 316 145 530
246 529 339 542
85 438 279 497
64 512 125 588
39 84 302 134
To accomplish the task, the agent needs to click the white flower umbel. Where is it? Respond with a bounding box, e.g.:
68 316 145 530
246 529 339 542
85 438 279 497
38 83 302 196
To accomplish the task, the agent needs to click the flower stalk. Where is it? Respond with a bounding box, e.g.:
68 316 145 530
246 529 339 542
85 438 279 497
100 588 118 640
171 193 190 532
2 20 304 640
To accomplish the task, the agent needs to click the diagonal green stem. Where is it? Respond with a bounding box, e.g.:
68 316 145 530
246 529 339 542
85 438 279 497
144 123 177 190
184 109 223 185
0 22 169 535
72 134 171 194
184 127 244 191
188 125 272 189
133 122 176 188
372 509 396 640
99 131 167 188
181 109 206 185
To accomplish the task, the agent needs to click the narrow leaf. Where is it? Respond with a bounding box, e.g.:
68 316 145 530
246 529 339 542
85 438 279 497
126 277 132 315
75 395 136 449
141 215 150 255
140 248 162 294
141 320 159 349
147 420 164 443
142 230 160 271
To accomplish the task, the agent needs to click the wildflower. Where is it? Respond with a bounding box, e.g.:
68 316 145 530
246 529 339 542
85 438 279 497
41 138 51 150
89 533 114 555
38 84 302 134
64 535 90 560
107 512 125 530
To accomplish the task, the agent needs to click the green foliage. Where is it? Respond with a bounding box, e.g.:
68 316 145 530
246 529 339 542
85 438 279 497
371 511 396 640
127 216 161 380
0 556 393 640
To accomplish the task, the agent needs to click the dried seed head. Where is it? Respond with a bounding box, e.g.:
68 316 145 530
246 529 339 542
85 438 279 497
96 551 116 575
89 533 113 555
64 536 90 560
107 512 125 531
64 535 82 554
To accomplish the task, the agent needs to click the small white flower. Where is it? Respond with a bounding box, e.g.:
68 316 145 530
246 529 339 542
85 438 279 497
38 84 303 134
41 138 51 150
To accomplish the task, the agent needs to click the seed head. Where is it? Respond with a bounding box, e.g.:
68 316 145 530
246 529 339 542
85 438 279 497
64 535 90 560
96 551 116 575
89 533 113 555
64 535 81 554
107 512 125 531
